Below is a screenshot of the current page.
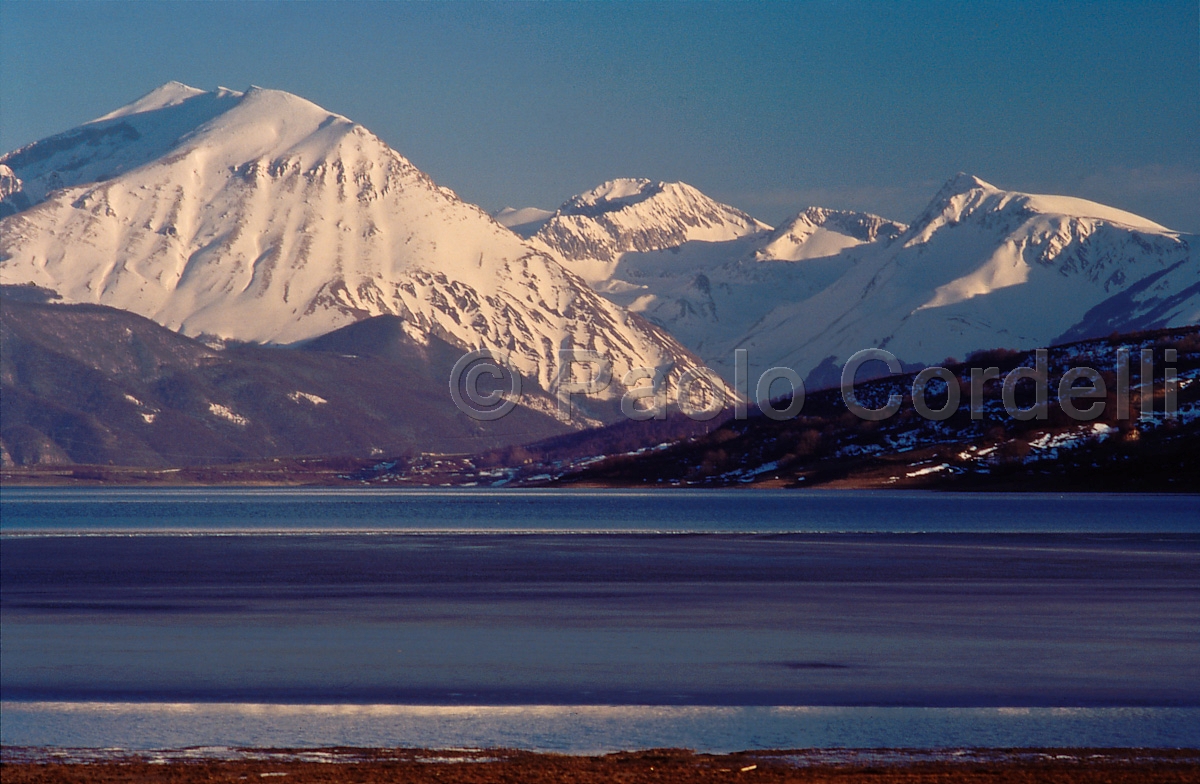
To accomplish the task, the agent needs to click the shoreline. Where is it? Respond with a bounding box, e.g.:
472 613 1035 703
4 467 1199 491
4 747 1199 783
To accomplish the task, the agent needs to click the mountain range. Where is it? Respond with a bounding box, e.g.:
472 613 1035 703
1 81 1197 468
524 174 1197 387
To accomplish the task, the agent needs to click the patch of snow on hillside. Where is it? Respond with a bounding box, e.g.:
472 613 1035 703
208 403 249 426
288 391 328 405
907 463 952 477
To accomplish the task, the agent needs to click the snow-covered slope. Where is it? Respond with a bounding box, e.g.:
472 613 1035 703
0 83 716 408
493 206 552 238
754 207 905 263
736 174 1198 384
0 82 244 209
544 192 903 358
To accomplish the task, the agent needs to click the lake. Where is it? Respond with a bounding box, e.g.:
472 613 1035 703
2 488 1198 751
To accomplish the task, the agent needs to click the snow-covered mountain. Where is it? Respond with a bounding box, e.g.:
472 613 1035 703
737 174 1198 384
540 173 1196 386
0 83 716 409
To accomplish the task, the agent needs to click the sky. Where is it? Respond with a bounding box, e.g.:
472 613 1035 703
2 1 1197 231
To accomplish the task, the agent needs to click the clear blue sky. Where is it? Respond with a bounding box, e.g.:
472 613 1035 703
2 1 1197 231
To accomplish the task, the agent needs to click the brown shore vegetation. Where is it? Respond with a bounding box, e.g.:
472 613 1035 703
4 748 1199 784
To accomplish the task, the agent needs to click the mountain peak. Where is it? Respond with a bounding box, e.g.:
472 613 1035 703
224 84 342 122
561 178 663 216
582 177 656 200
535 179 768 272
755 207 906 262
91 81 213 123
152 80 205 96
909 172 1169 240
938 172 995 198
902 173 1005 239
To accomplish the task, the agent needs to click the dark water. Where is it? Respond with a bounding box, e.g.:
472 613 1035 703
3 487 1198 533
2 489 1198 749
